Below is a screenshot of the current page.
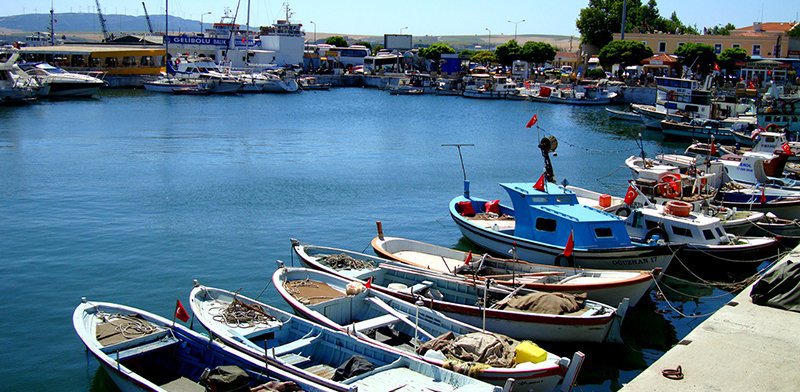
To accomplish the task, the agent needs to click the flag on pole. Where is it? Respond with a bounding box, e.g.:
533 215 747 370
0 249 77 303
533 172 546 191
525 114 538 128
761 187 767 204
713 62 720 71
782 142 793 155
564 231 574 258
365 277 372 289
464 251 473 265
710 142 717 156
175 300 190 322
623 185 639 205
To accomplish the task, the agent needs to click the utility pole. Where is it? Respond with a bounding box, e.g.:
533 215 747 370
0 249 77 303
620 0 627 40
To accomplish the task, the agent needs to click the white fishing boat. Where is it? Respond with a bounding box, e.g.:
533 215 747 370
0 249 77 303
605 107 642 122
369 235 657 306
73 298 334 392
291 244 628 344
272 267 584 391
462 74 519 99
190 283 503 392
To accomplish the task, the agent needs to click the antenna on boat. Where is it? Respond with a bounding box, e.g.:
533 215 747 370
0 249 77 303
414 296 424 343
537 136 558 183
635 132 646 162
442 143 474 198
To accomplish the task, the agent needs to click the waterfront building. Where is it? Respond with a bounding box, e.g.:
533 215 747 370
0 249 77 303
18 44 165 87
613 21 798 59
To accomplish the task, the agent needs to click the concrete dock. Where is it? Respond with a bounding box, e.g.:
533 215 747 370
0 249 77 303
621 247 800 391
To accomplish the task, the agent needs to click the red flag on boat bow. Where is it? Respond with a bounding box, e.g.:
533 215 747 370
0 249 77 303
464 251 473 265
761 187 767 204
533 172 546 191
564 231 575 258
710 142 717 156
623 185 639 205
175 300 190 322
782 143 793 155
526 114 538 128
365 277 372 289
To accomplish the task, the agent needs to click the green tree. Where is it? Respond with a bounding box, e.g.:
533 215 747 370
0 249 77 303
789 24 800 38
717 47 748 71
418 43 456 61
674 42 716 75
705 23 736 35
353 41 372 50
586 68 608 79
494 40 522 65
459 49 475 60
372 44 384 55
325 36 348 47
576 0 698 48
470 50 497 65
598 40 653 67
520 41 557 66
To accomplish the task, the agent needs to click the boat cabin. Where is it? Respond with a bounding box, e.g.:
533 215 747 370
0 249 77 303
625 207 731 245
500 182 633 249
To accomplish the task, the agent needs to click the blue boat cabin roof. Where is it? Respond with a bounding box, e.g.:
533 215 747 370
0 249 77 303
499 182 632 248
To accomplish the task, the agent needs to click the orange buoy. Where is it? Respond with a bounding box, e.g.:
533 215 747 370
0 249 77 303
664 200 692 217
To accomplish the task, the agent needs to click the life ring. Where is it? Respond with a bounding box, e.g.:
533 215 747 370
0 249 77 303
615 206 632 217
666 90 677 101
644 227 669 242
554 253 575 267
766 123 779 133
656 173 681 199
664 200 692 217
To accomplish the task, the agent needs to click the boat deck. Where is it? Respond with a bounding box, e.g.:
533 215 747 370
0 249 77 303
465 213 516 231
284 280 346 305
393 251 459 273
621 248 800 391
350 367 462 392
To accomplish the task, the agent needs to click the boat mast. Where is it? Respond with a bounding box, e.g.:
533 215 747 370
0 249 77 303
538 137 556 183
244 0 250 66
49 1 55 46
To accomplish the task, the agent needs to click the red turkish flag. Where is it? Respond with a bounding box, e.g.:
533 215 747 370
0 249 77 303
533 173 546 191
464 251 473 265
526 114 538 128
365 277 372 289
623 185 639 205
564 231 574 257
761 187 767 204
710 142 717 156
782 143 793 155
175 300 190 322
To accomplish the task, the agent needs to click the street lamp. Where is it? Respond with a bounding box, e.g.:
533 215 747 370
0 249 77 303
400 26 408 34
508 19 525 41
200 12 211 34
309 20 316 43
485 28 491 49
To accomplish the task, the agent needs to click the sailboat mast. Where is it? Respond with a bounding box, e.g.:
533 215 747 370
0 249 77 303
245 0 250 64
49 1 55 46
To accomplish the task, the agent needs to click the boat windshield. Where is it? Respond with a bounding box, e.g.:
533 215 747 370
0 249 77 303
37 64 67 73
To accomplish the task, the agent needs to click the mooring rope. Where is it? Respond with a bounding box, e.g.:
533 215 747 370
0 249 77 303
98 312 158 339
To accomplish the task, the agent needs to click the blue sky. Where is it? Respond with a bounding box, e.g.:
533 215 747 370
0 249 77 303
2 1 796 37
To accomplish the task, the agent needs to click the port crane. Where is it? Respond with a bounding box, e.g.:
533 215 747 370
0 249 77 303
94 0 110 41
142 2 154 34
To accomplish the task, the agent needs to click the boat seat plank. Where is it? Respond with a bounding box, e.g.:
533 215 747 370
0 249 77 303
304 364 336 379
272 334 320 357
364 297 435 340
160 376 205 392
278 352 312 366
345 314 399 332
408 281 434 294
111 334 179 361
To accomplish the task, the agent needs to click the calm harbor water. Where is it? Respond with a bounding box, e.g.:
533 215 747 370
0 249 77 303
0 88 741 391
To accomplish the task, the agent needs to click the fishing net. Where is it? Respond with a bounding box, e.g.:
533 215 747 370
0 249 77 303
319 253 375 270
211 298 276 328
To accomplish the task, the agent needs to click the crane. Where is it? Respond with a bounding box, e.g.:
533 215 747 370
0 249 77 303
94 0 110 41
142 2 154 34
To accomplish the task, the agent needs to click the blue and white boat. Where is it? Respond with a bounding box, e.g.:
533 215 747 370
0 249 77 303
190 282 502 392
73 298 334 392
450 180 674 271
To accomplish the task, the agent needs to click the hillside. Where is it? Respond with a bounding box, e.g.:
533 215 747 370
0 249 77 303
0 12 576 51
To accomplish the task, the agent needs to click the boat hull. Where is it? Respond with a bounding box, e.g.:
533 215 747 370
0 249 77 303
371 236 656 306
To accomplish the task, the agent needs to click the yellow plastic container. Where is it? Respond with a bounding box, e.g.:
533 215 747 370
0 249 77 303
515 341 547 364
